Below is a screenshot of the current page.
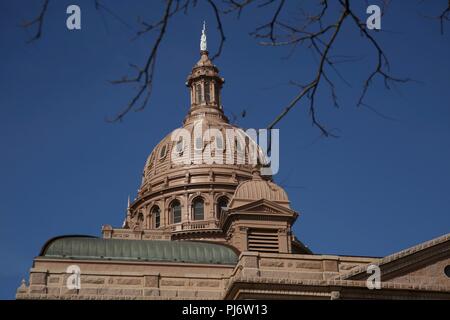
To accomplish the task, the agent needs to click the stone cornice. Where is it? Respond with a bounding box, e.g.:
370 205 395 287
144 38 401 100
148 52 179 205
33 257 236 269
224 275 450 300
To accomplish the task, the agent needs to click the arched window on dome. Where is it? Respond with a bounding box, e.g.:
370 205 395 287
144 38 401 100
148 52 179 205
195 83 203 104
176 137 184 155
195 137 203 151
204 81 210 103
214 82 220 105
147 152 155 171
215 133 223 150
151 206 160 228
159 144 167 159
216 197 229 219
236 136 244 153
171 200 182 224
192 198 204 221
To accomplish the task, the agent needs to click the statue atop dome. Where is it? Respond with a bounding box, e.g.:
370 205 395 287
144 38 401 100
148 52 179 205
200 21 207 52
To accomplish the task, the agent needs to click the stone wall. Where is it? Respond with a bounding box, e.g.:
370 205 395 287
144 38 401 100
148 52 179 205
17 250 450 300
17 258 234 300
386 257 450 287
233 251 375 281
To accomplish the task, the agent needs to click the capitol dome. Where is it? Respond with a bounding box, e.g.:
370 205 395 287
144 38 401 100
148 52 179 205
140 115 258 190
122 33 269 241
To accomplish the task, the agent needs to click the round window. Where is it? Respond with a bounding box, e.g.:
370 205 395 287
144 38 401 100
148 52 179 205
444 265 450 278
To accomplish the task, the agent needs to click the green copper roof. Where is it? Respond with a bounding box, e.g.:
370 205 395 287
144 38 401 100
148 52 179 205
40 236 238 265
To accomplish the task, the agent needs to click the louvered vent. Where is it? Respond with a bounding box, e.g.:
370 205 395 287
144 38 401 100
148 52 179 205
247 229 279 253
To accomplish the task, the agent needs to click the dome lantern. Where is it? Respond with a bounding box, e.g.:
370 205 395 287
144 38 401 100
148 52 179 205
185 22 226 124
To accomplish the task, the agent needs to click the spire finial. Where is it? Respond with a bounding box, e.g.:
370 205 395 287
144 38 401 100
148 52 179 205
200 21 207 52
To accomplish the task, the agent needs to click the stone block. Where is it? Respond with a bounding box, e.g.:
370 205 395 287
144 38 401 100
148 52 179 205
47 287 61 295
196 290 221 299
30 272 47 285
177 290 197 298
144 289 160 297
79 288 99 295
116 278 142 286
196 280 220 288
29 285 47 294
60 288 79 295
161 279 186 287
98 288 122 296
144 275 159 288
121 288 143 296
47 276 60 284
260 260 284 268
160 289 177 298
295 261 322 270
83 276 105 285
241 254 259 268
323 260 338 272
288 271 323 280
241 268 260 278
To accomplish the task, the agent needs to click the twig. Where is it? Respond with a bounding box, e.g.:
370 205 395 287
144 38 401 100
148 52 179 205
22 0 49 43
107 0 174 122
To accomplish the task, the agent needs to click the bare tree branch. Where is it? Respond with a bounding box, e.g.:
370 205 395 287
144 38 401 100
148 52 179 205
21 0 443 133
107 0 174 122
258 0 409 136
135 0 191 39
344 4 410 107
438 0 450 34
206 0 226 59
267 1 348 137
94 0 134 30
223 0 255 18
250 0 285 43
21 0 49 43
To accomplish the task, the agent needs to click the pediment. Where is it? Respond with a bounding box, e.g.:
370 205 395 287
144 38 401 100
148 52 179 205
339 233 450 286
229 198 297 217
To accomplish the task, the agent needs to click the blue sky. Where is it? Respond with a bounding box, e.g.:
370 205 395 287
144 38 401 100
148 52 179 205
0 1 449 299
